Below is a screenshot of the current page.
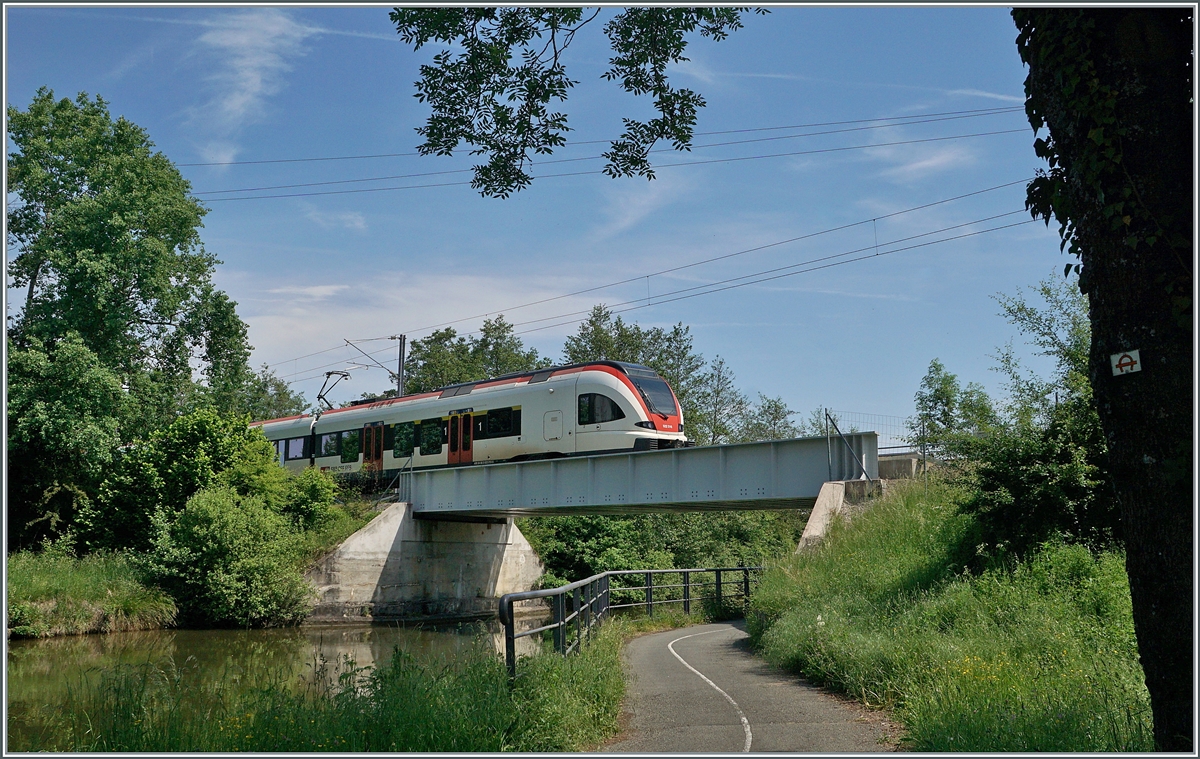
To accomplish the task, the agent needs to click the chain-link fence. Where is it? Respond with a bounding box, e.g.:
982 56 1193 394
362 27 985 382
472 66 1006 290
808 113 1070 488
828 410 912 452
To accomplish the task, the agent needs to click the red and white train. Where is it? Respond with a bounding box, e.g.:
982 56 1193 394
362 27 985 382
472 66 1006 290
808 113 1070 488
252 361 690 476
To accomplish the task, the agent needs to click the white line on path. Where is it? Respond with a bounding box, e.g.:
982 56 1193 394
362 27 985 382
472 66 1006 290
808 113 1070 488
667 630 753 752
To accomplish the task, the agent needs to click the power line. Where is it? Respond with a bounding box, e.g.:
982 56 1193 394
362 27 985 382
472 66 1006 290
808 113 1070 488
275 212 1037 385
193 109 1025 196
502 210 1029 332
266 177 1030 369
178 105 1023 168
205 128 1028 202
511 219 1039 338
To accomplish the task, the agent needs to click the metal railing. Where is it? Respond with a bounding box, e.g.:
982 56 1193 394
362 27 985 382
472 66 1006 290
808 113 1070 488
498 566 763 678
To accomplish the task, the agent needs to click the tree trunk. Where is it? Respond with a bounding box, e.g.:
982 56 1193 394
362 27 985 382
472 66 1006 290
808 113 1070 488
1017 9 1193 750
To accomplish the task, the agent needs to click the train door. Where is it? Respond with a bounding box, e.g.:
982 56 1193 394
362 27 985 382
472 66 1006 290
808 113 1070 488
543 410 563 441
448 414 473 465
362 422 384 472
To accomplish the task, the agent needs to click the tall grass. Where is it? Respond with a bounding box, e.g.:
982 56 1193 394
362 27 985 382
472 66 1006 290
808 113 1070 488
749 480 1153 752
13 621 634 752
6 550 176 638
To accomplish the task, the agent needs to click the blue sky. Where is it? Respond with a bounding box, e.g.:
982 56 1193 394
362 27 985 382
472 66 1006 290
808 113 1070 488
5 6 1067 423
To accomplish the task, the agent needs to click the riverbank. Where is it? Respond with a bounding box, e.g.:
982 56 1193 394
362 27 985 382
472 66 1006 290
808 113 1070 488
747 480 1153 752
6 550 176 638
8 610 702 752
6 499 377 639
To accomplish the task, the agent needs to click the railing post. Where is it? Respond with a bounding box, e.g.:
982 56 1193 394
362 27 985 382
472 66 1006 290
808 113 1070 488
715 569 723 611
584 581 593 644
683 570 691 616
504 598 516 680
553 593 566 655
573 586 582 649
743 567 751 611
645 571 654 617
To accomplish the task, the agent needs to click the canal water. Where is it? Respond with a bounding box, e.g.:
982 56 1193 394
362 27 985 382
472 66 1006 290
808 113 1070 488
8 620 536 750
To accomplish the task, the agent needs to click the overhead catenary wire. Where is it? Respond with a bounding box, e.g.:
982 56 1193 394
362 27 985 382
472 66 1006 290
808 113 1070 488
193 109 1026 196
203 129 1029 202
178 105 1023 168
276 213 1037 386
266 177 1030 369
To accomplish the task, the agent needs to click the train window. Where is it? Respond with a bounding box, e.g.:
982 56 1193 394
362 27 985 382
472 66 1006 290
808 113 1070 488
285 437 308 461
629 377 677 416
419 418 443 455
319 433 340 457
474 414 488 441
462 415 472 450
449 416 459 452
487 407 515 437
579 394 626 425
392 422 415 457
341 429 360 463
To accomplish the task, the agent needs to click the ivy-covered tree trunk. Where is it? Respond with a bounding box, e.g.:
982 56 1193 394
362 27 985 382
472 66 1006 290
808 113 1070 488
1014 9 1193 750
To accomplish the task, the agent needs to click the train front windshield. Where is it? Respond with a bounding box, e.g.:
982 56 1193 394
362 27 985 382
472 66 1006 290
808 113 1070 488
630 376 677 417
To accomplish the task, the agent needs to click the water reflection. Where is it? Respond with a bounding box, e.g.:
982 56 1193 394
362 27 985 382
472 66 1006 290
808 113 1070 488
8 619 545 749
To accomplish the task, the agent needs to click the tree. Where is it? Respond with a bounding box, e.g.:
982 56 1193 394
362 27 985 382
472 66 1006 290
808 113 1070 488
733 394 800 443
390 8 761 197
239 364 310 421
472 315 549 378
6 334 124 548
1013 9 1192 749
403 315 547 394
907 359 997 457
690 356 748 446
6 88 255 438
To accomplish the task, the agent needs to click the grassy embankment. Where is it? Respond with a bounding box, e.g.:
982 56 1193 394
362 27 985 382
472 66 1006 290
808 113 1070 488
6 500 377 639
11 609 703 752
748 479 1153 752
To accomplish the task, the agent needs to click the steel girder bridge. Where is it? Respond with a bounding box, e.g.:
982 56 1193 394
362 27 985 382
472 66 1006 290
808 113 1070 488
403 432 878 520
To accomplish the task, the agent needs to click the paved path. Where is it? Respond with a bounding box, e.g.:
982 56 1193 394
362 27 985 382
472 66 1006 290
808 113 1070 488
600 622 897 753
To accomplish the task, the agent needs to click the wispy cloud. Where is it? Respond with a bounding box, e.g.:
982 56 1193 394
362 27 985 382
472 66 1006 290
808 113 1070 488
590 173 690 241
672 66 1023 104
267 284 350 299
303 206 368 232
946 88 1024 104
187 9 315 163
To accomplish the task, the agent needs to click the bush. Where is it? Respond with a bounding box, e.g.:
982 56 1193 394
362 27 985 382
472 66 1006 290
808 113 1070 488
749 481 1151 752
77 408 255 552
953 395 1116 558
140 487 313 627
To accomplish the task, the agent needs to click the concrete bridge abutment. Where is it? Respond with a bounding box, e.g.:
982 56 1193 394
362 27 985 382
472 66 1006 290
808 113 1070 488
305 502 543 623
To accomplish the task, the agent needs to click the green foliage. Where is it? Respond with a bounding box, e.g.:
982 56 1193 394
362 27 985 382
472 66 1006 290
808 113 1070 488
732 394 801 442
390 8 760 197
28 622 629 751
281 467 338 530
6 549 177 638
238 364 309 421
690 355 748 445
6 333 124 547
139 487 313 628
521 510 807 586
907 359 997 456
78 408 252 552
919 277 1113 558
749 481 1151 751
5 88 255 439
404 315 548 393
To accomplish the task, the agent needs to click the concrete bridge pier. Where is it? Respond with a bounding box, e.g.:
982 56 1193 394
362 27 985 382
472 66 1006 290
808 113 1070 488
305 502 543 622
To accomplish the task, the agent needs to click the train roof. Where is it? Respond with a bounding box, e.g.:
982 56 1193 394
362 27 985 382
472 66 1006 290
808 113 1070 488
249 360 664 427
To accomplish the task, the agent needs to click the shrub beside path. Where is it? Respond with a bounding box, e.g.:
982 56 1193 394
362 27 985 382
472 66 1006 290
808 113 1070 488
600 622 900 753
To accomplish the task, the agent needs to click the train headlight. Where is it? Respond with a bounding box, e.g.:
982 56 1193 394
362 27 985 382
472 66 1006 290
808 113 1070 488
634 420 656 430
